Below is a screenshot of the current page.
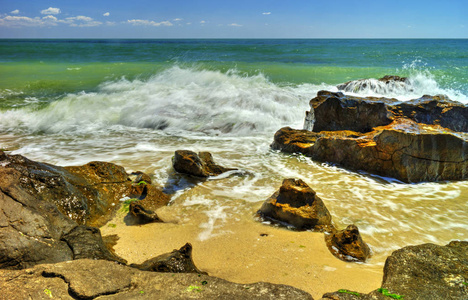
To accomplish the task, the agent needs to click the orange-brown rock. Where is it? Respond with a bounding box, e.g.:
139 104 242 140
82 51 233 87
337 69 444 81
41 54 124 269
277 91 468 183
172 150 236 178
258 178 332 231
325 225 371 262
307 91 468 133
128 181 171 224
272 120 468 183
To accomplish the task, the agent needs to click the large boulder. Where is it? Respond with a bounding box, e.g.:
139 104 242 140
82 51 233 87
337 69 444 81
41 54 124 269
257 178 332 231
0 152 172 269
0 259 314 300
273 118 468 183
324 225 371 263
0 159 127 269
321 241 468 300
306 91 468 134
0 152 133 227
172 150 236 178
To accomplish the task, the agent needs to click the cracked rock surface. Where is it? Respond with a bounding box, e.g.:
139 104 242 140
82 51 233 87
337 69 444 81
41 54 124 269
0 259 313 300
321 241 468 300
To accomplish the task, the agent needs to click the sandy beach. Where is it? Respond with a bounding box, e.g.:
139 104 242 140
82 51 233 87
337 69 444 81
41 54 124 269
102 199 383 299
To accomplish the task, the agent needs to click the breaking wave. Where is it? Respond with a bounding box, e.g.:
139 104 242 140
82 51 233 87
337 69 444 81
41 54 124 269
0 64 466 136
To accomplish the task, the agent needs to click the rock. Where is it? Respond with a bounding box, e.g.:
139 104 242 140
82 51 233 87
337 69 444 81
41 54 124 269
127 181 171 224
172 150 236 178
0 153 133 227
380 241 468 300
0 259 314 300
325 225 371 262
274 118 468 183
0 153 145 269
131 243 207 274
321 241 468 300
0 166 126 270
336 75 411 94
61 225 126 264
129 171 152 185
306 91 468 134
258 179 332 231
308 91 394 133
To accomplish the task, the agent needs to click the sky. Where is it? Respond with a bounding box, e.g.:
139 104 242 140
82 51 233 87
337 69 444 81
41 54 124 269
0 0 466 38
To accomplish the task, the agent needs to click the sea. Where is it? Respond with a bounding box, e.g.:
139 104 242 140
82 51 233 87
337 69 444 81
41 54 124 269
1 39 467 264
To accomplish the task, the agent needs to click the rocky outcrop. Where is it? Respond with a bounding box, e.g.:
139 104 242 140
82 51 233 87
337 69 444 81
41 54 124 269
325 225 371 263
172 150 236 178
131 243 207 274
0 152 132 227
0 156 127 269
0 259 314 300
273 120 468 183
306 91 468 133
274 91 468 183
321 241 468 300
0 151 171 269
257 178 332 231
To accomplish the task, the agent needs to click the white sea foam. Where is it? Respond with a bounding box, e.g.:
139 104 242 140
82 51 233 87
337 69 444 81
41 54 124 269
0 66 320 135
339 68 467 103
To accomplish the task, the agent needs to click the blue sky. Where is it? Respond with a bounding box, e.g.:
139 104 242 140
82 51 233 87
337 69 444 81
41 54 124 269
0 0 466 38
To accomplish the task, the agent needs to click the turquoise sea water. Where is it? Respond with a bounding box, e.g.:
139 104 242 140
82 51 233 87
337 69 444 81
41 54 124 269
0 39 467 265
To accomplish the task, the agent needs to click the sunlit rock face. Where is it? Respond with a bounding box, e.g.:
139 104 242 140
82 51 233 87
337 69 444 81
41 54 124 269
275 91 468 183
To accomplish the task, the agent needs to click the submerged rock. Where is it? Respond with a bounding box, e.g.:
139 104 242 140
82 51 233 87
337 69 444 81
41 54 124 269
0 259 313 300
172 150 237 178
337 75 411 94
276 91 468 183
131 243 207 274
258 178 332 231
325 225 371 263
322 241 468 300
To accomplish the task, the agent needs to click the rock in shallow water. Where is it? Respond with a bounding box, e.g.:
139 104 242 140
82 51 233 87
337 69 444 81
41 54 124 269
325 225 371 263
257 178 332 231
274 90 468 183
172 150 237 178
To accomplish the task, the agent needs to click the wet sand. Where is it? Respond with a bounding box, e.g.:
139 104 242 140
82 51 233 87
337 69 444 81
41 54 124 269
101 203 383 299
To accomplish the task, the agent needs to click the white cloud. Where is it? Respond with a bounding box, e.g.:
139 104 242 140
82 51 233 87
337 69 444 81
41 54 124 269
103 12 110 17
10 9 19 15
200 20 206 24
186 22 192 25
41 7 61 15
262 12 271 15
127 19 173 27
0 15 57 27
63 16 102 27
106 21 116 26
0 12 103 28
228 23 243 27
173 18 182 21
42 15 58 22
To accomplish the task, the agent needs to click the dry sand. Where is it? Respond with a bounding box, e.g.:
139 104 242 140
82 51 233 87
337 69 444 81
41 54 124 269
101 203 383 299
